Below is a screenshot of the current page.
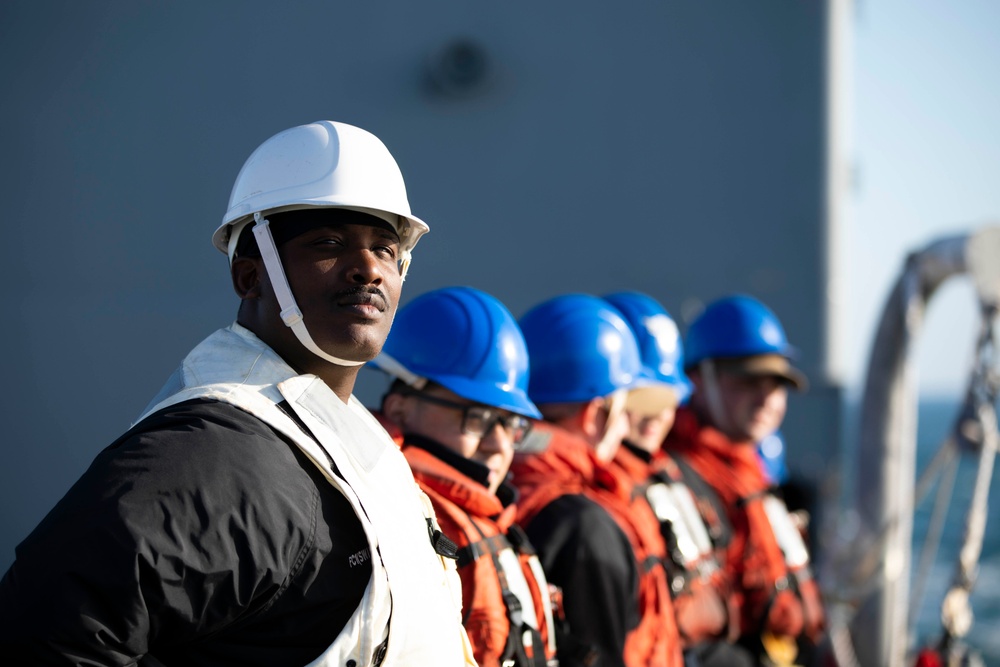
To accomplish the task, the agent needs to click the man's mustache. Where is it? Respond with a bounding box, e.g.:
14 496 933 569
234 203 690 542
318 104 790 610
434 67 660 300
336 286 388 311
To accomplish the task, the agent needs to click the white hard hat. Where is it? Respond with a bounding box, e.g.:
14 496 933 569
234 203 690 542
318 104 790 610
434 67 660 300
213 120 429 267
216 120 429 368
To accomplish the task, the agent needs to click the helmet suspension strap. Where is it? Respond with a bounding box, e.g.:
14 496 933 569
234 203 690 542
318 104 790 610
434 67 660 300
699 359 735 437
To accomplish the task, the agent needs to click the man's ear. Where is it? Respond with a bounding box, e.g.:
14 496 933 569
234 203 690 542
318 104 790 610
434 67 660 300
579 398 606 441
382 392 408 426
231 256 263 300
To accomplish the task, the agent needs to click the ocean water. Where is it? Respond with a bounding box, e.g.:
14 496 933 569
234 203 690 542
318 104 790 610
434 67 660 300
909 398 1000 664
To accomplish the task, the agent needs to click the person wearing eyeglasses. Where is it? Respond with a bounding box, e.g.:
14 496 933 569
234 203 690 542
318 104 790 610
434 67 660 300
510 294 683 667
370 286 559 667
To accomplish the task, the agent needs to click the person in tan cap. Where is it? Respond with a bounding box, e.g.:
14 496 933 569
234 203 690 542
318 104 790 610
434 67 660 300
662 295 826 666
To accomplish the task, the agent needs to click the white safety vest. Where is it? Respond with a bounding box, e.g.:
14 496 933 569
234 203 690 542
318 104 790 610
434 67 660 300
140 323 478 667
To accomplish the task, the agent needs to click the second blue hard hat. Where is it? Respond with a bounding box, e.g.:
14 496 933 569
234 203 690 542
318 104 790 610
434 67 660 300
519 293 642 404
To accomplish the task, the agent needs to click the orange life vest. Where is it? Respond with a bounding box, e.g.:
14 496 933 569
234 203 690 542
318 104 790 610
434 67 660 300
511 422 683 667
663 408 826 643
401 442 557 667
615 446 736 646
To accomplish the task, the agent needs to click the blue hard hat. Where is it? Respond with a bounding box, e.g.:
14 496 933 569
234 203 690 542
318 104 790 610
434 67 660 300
371 286 541 419
684 294 796 368
519 294 642 404
602 291 692 404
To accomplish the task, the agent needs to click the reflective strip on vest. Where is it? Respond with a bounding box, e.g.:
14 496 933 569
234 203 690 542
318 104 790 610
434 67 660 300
670 482 715 558
761 495 810 570
524 554 558 659
497 548 540 631
645 481 712 568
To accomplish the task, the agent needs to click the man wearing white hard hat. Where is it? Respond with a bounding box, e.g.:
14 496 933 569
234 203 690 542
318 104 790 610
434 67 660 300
0 121 477 667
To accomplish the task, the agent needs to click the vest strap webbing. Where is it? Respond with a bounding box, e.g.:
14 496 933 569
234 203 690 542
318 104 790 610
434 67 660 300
505 523 536 557
455 532 510 569
427 518 460 560
641 554 664 575
467 521 546 667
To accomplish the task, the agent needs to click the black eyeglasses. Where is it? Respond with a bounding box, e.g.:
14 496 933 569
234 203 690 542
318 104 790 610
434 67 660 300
404 391 534 447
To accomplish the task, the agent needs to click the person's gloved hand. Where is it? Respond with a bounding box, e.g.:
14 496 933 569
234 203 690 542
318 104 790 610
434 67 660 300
765 588 803 639
674 578 728 645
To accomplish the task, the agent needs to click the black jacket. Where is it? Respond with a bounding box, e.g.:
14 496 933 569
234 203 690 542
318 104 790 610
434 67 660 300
0 399 371 666
524 494 639 667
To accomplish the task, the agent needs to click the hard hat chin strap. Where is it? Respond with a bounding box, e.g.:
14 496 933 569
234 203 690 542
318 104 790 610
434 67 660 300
699 359 734 436
252 213 364 368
